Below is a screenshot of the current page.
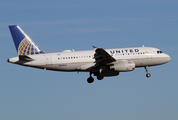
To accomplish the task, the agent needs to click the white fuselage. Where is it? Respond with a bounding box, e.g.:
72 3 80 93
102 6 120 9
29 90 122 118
8 47 171 72
8 25 171 82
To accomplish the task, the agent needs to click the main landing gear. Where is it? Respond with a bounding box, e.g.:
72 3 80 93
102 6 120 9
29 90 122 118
87 72 104 83
87 77 94 83
145 66 151 78
87 72 94 83
97 74 104 80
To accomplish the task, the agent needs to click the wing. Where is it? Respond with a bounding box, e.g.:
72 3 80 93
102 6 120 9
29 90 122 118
80 48 116 71
94 48 116 65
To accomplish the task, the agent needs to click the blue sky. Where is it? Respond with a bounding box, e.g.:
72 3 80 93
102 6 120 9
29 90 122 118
0 0 178 120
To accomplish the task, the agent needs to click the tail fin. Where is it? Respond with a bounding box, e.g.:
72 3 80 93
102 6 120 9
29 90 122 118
9 25 45 55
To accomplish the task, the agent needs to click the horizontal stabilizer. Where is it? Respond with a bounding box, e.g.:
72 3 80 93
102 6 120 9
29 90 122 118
19 55 34 61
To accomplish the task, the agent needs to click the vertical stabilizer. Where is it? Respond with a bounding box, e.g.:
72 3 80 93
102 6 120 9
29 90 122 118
9 25 45 55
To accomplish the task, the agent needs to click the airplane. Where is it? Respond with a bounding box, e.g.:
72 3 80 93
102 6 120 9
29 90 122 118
7 25 171 83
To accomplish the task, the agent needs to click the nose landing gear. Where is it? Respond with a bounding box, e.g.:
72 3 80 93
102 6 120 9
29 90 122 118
145 66 151 78
146 73 151 77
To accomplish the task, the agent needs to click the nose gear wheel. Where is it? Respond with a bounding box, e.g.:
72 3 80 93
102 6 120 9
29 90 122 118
145 66 151 78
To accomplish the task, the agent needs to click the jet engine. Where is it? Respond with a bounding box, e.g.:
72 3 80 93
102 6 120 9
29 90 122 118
109 60 135 72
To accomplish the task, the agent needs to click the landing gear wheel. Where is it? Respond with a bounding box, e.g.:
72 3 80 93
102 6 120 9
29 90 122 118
146 73 151 78
97 74 104 80
87 77 94 83
145 66 151 78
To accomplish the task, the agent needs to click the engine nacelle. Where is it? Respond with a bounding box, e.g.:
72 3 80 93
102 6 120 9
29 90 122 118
110 60 135 72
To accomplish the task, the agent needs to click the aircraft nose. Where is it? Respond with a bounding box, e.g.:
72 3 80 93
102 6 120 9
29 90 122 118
165 54 171 63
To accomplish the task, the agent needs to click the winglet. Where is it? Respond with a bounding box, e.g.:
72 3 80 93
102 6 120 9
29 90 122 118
92 45 98 50
92 45 97 48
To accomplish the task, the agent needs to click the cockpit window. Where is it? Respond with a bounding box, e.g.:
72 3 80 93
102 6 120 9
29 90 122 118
157 51 163 54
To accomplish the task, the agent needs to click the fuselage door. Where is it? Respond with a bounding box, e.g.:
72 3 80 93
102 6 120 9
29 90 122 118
46 54 51 65
145 48 152 58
